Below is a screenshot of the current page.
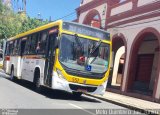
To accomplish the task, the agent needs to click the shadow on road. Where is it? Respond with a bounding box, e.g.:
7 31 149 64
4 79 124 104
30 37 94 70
7 78 101 103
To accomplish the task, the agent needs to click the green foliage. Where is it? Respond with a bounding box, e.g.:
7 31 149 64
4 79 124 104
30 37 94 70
20 17 49 33
0 0 3 13
0 0 49 40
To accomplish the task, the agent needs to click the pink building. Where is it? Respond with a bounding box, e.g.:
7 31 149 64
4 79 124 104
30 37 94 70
76 0 160 103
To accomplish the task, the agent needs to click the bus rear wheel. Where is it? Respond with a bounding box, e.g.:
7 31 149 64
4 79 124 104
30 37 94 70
34 70 41 92
10 68 15 81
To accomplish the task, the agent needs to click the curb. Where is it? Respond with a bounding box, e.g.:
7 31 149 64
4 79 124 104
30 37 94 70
85 93 159 115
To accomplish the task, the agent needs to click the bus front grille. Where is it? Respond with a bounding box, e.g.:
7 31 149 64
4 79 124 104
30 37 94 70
69 84 97 92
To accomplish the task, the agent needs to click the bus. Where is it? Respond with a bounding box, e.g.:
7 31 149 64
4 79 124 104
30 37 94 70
0 49 3 69
3 20 111 96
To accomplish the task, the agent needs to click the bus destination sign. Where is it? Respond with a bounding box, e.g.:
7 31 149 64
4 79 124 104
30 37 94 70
63 22 110 40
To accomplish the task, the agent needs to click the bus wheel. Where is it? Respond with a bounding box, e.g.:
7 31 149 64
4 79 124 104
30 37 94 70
10 68 15 81
72 92 82 98
34 70 41 92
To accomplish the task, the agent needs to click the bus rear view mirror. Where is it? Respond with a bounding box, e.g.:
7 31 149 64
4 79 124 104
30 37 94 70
54 36 59 49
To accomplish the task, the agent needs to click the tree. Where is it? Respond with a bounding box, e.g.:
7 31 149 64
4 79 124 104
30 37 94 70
20 17 49 33
0 0 3 13
0 0 49 40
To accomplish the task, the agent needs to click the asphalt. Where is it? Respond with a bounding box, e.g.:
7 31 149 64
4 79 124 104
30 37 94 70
0 71 144 115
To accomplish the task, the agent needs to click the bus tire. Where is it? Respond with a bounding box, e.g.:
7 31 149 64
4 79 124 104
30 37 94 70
10 66 15 81
72 92 82 98
34 69 41 92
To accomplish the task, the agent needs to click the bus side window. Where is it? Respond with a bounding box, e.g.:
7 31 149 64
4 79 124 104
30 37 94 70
16 39 21 55
17 39 21 55
5 42 9 56
37 31 48 54
9 41 14 56
13 39 20 55
20 38 27 56
24 37 31 55
30 34 38 54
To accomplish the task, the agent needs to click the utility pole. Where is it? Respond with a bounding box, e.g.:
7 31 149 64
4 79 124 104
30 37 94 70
14 0 26 14
22 0 26 14
49 16 52 22
37 13 42 21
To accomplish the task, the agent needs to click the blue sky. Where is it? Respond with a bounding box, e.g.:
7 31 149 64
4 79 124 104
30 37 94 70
11 0 127 21
12 0 80 21
27 0 80 21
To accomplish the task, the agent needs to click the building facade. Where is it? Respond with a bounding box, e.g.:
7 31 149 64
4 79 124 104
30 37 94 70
76 0 160 102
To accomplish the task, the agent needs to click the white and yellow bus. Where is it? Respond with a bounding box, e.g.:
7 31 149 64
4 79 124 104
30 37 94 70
3 20 111 96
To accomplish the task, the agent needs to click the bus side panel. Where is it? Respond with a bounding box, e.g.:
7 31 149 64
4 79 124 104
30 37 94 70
21 57 45 84
29 59 45 83
4 59 10 74
21 57 27 80
9 56 19 77
17 56 22 78
21 57 31 81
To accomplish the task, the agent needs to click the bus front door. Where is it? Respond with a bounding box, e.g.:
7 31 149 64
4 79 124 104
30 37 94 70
44 33 57 87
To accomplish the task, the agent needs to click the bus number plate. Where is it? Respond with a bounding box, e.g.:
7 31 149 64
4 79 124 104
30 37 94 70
72 78 79 83
77 89 87 93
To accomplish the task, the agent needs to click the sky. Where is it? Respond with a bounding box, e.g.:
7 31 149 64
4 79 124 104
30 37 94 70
11 0 126 21
12 0 81 21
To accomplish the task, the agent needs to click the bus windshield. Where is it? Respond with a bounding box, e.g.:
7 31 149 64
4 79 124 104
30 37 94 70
59 34 110 74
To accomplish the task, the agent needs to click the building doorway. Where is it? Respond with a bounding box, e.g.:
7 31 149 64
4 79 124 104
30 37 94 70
127 31 160 96
107 35 127 90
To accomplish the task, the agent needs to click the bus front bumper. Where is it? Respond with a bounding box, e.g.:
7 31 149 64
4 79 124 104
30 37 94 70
52 71 108 96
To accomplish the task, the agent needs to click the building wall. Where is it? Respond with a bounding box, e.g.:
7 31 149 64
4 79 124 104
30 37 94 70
150 51 158 91
138 41 158 54
108 16 160 98
108 17 160 88
112 46 125 86
138 0 156 7
156 69 160 99
111 2 133 16
77 0 160 101
78 11 89 24
78 3 107 28
80 0 94 6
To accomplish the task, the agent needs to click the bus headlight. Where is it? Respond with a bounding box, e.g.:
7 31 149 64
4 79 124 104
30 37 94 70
56 69 66 80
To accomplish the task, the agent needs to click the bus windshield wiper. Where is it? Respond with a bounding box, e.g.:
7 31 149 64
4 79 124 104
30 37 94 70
89 40 102 55
86 40 102 65
74 34 84 54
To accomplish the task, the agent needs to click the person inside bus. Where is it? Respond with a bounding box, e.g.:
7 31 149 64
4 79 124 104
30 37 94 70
36 41 41 53
76 46 85 65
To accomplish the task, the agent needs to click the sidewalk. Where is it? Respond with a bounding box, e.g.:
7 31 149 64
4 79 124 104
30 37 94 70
87 92 160 114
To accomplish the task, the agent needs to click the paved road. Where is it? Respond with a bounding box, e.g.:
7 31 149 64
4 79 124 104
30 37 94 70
0 71 144 115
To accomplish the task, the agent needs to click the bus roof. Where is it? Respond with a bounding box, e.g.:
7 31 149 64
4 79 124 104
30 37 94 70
65 21 108 34
7 20 63 41
63 21 110 40
7 20 110 41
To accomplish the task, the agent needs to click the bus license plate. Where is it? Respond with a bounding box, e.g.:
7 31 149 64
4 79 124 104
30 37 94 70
77 89 87 93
